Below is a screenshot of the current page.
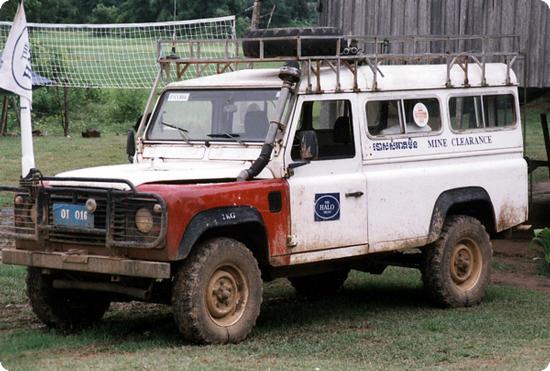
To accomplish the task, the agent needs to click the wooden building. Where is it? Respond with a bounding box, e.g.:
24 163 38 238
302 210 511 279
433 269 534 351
318 0 550 88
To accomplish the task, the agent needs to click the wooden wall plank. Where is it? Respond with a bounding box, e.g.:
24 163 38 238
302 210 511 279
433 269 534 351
318 0 550 87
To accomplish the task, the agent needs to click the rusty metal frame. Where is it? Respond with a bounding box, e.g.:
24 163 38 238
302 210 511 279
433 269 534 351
155 34 522 93
2 248 171 279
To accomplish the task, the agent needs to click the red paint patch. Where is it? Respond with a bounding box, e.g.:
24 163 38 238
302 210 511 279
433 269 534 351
138 179 290 262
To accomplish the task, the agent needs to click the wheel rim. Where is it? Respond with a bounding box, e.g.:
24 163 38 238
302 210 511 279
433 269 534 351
205 264 249 327
450 238 483 291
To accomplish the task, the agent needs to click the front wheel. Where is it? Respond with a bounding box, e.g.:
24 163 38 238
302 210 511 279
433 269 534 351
422 215 492 307
26 268 110 330
172 238 263 344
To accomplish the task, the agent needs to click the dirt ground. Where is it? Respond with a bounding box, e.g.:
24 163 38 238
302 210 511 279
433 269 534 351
492 238 550 294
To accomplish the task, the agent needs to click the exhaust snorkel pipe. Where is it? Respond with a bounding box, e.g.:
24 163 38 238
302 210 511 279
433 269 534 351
237 62 301 181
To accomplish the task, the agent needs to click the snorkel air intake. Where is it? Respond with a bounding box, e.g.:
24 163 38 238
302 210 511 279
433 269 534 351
237 62 301 181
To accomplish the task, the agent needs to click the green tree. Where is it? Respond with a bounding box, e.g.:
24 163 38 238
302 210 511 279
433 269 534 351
1 0 319 28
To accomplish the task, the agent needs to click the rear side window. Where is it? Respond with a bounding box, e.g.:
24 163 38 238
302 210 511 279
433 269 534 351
367 98 441 137
449 94 516 131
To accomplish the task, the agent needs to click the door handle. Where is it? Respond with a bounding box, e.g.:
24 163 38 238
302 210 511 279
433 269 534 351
345 191 364 198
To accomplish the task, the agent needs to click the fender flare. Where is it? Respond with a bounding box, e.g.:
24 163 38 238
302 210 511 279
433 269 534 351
177 206 266 260
427 187 495 243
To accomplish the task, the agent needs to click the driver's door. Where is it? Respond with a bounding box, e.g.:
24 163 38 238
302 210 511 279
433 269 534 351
284 95 368 255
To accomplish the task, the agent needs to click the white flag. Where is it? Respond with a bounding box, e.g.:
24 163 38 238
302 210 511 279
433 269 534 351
0 2 32 102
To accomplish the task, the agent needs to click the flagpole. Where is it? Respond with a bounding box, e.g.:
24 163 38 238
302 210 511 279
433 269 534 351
0 1 36 178
20 96 35 177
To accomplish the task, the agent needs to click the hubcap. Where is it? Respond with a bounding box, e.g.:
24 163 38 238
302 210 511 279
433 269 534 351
450 239 482 291
206 264 248 327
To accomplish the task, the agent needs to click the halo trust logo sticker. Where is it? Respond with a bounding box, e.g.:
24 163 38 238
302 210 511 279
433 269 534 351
314 193 340 221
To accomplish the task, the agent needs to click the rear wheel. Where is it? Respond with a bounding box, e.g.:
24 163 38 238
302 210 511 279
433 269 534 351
422 216 492 307
26 268 110 330
289 269 349 298
172 238 262 344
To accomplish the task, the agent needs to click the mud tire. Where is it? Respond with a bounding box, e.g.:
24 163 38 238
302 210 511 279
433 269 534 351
242 27 342 58
422 215 492 307
289 269 349 299
26 268 110 330
172 238 262 344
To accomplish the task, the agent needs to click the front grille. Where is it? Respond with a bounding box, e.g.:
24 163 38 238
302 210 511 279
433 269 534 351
0 184 166 249
0 187 37 242
47 193 108 245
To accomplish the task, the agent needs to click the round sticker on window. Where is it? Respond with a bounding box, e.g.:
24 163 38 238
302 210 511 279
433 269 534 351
413 103 429 127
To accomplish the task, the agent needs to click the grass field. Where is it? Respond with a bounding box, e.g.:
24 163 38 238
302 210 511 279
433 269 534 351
0 266 549 370
0 134 127 207
0 134 127 185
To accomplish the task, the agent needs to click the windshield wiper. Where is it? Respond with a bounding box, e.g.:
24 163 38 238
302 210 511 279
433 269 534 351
207 132 246 146
161 122 190 143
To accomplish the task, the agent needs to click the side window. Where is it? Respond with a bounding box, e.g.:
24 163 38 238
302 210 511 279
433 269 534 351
367 100 400 135
291 100 355 160
483 95 515 128
449 94 516 131
367 98 441 136
449 96 482 130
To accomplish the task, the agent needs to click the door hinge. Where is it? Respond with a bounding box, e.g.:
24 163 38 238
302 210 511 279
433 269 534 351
287 234 298 248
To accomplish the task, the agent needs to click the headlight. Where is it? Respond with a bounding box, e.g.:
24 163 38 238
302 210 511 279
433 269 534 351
135 208 154 234
14 195 38 227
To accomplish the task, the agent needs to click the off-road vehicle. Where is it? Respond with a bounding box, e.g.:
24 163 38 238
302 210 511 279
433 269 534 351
0 31 527 344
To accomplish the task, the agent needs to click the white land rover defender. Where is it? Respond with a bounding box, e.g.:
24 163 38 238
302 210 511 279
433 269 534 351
0 32 527 344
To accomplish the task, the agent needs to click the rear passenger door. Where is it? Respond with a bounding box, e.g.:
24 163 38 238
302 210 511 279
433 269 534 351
285 95 368 254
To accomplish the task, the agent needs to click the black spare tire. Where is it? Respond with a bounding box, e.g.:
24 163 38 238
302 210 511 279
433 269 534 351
242 27 342 58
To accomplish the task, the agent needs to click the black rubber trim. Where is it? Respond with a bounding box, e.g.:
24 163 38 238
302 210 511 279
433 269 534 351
427 187 494 243
177 206 265 259
268 191 282 213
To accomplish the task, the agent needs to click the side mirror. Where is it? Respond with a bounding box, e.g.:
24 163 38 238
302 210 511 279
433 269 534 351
288 130 319 172
300 130 319 161
126 129 136 163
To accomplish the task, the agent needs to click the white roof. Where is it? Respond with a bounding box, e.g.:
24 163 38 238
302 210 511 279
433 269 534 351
167 63 517 93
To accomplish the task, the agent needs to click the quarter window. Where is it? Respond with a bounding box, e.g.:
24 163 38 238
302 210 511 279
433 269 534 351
367 98 441 136
449 94 516 130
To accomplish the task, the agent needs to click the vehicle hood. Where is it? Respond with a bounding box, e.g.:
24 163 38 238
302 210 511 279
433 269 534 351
53 160 272 190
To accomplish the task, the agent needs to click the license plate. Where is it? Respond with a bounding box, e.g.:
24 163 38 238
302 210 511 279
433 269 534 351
53 203 94 228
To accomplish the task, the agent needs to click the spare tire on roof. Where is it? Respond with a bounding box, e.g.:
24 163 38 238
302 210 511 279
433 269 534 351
242 27 342 58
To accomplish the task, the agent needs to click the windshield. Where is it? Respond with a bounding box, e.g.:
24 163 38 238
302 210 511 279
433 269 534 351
147 89 278 142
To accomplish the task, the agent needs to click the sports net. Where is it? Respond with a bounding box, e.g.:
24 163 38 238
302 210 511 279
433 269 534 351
0 16 236 89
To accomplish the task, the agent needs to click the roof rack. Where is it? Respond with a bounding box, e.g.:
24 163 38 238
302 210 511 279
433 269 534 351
155 34 521 93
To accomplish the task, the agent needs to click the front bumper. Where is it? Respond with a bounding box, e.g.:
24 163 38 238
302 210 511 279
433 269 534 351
2 248 171 279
